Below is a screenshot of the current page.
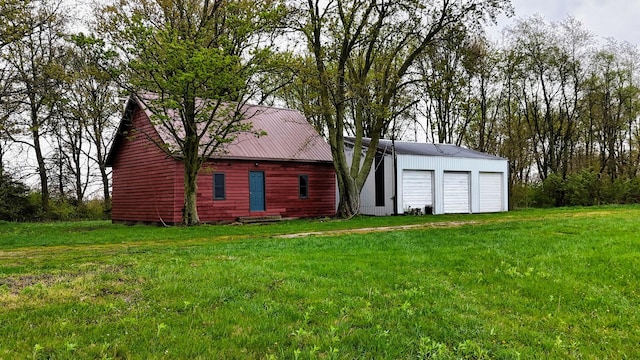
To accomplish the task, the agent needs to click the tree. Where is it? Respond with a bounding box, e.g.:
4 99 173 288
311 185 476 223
582 43 640 180
504 16 587 180
272 55 327 138
62 33 120 209
0 0 36 174
494 47 535 188
290 0 512 217
0 0 38 50
417 26 472 145
460 36 506 154
2 0 69 215
98 0 285 225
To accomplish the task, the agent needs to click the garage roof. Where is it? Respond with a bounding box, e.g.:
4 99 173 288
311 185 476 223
346 137 506 160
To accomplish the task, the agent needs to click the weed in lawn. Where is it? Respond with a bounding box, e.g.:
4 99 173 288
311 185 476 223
31 344 43 360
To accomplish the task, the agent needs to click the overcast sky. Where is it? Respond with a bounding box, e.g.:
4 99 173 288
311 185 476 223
488 0 640 46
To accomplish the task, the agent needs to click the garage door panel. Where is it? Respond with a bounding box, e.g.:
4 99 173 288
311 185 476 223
479 172 503 212
443 172 470 213
402 170 433 212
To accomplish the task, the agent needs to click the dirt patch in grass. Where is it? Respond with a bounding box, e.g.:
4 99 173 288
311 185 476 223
0 273 66 294
0 264 142 309
276 220 479 239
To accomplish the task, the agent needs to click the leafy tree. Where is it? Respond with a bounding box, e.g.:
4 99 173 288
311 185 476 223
493 47 537 194
461 36 505 154
1 0 69 215
272 55 327 138
98 0 285 225
503 16 588 180
290 0 512 217
417 26 473 145
0 0 38 50
62 33 120 209
1 0 37 174
582 43 640 181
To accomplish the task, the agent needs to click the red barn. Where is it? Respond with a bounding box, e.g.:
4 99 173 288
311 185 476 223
105 96 336 224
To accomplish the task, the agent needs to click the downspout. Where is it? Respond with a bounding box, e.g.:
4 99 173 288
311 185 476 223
389 112 400 216
391 121 398 215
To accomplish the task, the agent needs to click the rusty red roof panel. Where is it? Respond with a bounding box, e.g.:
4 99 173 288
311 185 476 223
219 105 333 162
135 95 333 163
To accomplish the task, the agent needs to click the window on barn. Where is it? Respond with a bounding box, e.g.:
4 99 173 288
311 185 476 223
213 173 225 200
299 175 309 199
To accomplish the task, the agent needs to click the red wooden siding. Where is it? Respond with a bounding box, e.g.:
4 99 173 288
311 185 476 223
110 107 182 224
195 160 336 222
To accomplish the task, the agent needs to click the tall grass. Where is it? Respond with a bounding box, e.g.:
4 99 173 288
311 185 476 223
1 206 639 358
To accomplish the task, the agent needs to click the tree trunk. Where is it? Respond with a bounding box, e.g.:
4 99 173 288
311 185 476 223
93 126 111 210
33 130 49 215
182 133 200 225
0 142 4 178
182 139 200 226
336 169 360 218
182 168 199 225
100 164 111 209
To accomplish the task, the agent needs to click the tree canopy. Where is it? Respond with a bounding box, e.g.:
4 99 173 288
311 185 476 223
283 0 513 217
97 0 286 225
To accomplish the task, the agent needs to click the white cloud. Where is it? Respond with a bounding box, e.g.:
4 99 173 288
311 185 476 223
489 0 640 46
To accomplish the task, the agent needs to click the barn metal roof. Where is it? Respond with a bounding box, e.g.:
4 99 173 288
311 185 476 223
346 137 506 160
109 95 333 164
216 105 333 162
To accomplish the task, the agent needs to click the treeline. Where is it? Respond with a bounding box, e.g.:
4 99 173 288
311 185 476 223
2 1 640 222
0 0 118 221
400 16 640 208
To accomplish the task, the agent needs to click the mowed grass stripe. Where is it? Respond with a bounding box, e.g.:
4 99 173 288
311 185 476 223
1 205 634 250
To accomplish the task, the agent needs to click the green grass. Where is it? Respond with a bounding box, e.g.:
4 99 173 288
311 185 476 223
1 206 639 359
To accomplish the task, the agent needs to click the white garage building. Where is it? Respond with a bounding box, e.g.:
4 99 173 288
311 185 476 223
345 138 509 215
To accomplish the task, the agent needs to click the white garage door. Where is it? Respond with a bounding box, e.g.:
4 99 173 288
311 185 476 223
479 172 503 212
402 170 433 212
443 172 470 213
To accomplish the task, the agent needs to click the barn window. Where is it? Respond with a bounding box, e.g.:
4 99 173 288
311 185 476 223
213 173 226 200
299 175 309 199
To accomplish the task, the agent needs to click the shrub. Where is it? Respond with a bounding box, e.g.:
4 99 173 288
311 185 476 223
22 193 110 221
533 173 565 207
0 173 38 221
521 170 640 209
48 197 78 221
79 199 110 220
602 177 631 204
509 182 536 209
565 169 601 206
627 177 640 203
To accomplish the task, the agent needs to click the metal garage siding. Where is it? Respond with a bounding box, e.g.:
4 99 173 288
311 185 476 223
402 170 433 212
479 172 503 212
443 172 470 213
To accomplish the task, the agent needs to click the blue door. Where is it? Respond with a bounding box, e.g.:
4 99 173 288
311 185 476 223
249 171 265 211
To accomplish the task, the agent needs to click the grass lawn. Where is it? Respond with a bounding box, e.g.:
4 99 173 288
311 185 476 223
1 206 639 359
